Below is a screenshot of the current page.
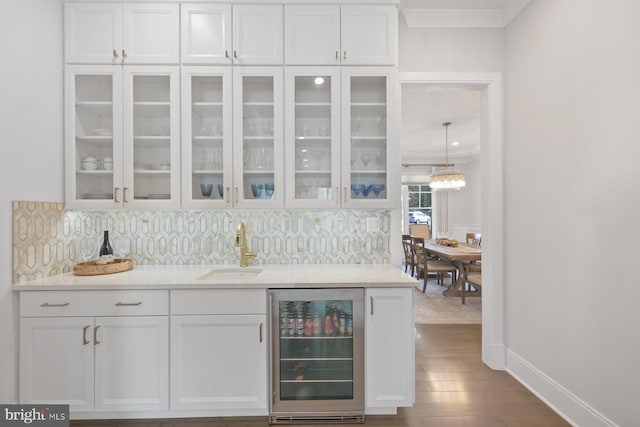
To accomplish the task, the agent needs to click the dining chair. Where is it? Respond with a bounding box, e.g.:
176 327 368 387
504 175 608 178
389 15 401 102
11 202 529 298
412 237 458 292
462 263 482 304
402 234 414 275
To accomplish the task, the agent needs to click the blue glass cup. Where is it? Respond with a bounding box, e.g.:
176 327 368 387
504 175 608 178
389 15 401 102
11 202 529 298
265 183 274 198
251 183 265 199
217 184 224 198
371 184 385 197
200 183 213 198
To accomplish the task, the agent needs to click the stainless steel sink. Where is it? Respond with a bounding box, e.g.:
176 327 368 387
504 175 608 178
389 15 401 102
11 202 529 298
196 267 263 281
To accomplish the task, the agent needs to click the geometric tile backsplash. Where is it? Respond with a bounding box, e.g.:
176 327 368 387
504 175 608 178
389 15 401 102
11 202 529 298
13 201 391 284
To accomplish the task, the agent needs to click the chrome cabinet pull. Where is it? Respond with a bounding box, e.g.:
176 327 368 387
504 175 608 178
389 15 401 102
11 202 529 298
40 302 69 307
82 325 90 345
370 296 374 315
225 187 231 203
234 50 238 59
259 323 263 343
335 50 339 60
343 187 347 203
123 187 129 203
114 187 120 203
234 187 239 203
343 51 347 60
113 49 118 60
122 49 127 60
115 301 142 306
335 187 339 204
94 325 101 345
225 50 229 58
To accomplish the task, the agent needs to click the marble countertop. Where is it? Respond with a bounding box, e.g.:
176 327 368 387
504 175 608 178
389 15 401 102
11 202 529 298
13 264 417 291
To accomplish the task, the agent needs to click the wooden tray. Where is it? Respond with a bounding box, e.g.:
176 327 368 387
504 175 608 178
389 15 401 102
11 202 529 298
74 259 133 276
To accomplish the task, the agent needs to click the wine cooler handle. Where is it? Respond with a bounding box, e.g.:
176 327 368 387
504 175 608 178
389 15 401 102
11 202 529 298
259 323 263 343
94 325 101 345
82 325 90 345
370 296 374 315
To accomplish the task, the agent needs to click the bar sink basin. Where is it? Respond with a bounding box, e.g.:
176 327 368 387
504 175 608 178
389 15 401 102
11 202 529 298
197 268 263 281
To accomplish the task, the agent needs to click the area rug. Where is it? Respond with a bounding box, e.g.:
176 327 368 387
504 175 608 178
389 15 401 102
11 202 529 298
413 278 482 324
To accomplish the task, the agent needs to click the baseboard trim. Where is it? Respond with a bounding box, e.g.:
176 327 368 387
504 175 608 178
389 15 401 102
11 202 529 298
483 342 506 370
506 349 617 427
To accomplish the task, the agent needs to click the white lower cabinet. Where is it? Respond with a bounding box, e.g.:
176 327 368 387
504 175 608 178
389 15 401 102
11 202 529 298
170 315 267 411
19 291 169 414
170 289 268 414
365 288 414 410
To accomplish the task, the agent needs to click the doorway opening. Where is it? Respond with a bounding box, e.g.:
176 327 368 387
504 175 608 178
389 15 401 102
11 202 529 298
396 72 504 370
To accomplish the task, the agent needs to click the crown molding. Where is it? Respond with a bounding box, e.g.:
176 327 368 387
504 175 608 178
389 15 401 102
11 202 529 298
401 0 530 29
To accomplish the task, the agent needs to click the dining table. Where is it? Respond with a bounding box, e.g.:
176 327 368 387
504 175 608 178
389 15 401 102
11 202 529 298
422 240 482 298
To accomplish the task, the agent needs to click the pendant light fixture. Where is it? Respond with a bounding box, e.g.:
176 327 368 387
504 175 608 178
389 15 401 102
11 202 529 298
429 121 466 190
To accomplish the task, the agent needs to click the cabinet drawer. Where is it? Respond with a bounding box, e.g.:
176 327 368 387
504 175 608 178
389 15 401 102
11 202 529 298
171 289 267 315
20 290 169 317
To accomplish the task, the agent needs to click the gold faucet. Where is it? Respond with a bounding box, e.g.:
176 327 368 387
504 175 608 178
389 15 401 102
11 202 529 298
235 222 256 267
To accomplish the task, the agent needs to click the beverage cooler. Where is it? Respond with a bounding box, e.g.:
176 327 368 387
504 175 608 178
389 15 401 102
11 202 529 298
269 289 365 424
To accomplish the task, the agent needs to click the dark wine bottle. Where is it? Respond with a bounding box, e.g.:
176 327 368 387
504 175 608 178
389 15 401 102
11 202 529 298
99 230 113 257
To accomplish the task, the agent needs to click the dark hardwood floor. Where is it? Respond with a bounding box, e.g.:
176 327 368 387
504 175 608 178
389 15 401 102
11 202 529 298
72 324 569 427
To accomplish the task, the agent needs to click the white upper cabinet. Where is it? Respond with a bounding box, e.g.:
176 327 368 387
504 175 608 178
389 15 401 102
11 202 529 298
181 67 233 209
285 67 341 208
285 5 397 65
340 5 397 65
65 3 179 65
232 5 283 65
65 3 122 64
122 4 180 64
181 4 232 65
284 5 341 65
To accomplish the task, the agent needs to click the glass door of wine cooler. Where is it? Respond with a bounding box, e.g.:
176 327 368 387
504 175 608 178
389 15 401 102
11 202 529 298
269 289 364 421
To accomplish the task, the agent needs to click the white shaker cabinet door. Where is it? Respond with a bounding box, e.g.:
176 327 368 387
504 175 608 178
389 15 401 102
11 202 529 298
122 3 180 64
341 5 397 66
170 315 268 412
365 288 414 410
232 5 283 65
284 5 341 65
20 317 95 412
65 3 122 64
181 4 232 65
94 316 169 412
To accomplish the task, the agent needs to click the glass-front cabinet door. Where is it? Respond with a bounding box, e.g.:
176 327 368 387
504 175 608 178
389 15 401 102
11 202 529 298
65 65 123 210
233 67 283 208
341 68 395 208
123 66 180 209
181 67 232 209
285 68 340 208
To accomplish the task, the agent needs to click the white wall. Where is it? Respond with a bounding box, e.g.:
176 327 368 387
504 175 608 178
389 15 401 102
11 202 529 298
0 0 65 402
398 22 503 72
449 158 481 242
504 1 640 425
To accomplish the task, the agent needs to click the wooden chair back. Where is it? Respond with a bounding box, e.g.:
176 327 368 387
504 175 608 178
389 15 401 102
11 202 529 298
466 232 482 246
402 234 414 274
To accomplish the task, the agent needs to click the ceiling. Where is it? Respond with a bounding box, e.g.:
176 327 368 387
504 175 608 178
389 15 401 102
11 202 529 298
399 0 531 28
401 84 482 166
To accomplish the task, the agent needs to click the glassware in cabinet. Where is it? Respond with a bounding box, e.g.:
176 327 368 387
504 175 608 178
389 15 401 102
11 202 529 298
65 66 122 209
342 69 394 208
181 67 232 208
233 68 283 208
285 68 340 208
123 66 180 209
